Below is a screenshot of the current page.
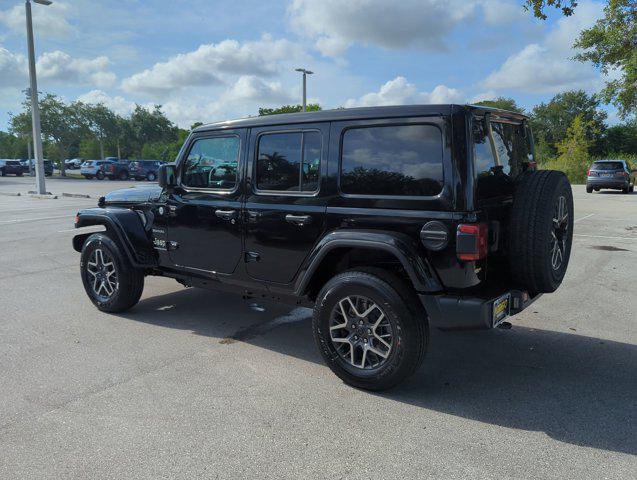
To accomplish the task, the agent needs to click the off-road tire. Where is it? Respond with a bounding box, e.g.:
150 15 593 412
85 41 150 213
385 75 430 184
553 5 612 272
80 232 144 313
313 270 427 391
509 170 574 293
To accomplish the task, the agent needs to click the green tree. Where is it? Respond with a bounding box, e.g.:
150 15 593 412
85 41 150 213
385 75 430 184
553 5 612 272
258 104 322 116
474 97 525 113
9 94 88 175
530 90 607 155
128 105 177 158
555 114 596 182
603 120 637 155
80 103 120 159
524 0 578 19
574 0 637 119
78 138 101 159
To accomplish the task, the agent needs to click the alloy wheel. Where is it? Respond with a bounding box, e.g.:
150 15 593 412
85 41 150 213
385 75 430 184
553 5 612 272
329 295 393 369
86 248 119 300
550 195 569 270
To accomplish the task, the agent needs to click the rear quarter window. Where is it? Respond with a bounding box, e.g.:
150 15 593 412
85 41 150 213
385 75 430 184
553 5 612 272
339 124 443 196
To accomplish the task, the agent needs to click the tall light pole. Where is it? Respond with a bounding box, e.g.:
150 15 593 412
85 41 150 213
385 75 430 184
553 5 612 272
295 68 313 112
25 0 52 194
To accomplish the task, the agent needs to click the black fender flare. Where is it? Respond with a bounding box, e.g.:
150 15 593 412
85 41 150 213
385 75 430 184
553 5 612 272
73 207 157 267
295 230 443 295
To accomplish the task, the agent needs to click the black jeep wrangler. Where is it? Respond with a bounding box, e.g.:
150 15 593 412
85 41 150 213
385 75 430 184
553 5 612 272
73 105 573 390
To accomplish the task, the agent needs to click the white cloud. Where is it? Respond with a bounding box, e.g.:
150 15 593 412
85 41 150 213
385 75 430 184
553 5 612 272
221 76 293 104
480 0 525 25
481 1 604 94
288 0 476 56
344 77 464 107
76 90 135 117
37 51 116 87
122 35 303 95
0 2 73 38
0 46 26 88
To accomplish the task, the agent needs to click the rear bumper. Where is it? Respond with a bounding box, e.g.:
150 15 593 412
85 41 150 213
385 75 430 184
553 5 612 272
587 178 628 189
419 289 541 330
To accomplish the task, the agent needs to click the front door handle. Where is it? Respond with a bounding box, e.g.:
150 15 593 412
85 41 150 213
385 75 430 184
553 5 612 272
215 209 237 221
285 214 312 226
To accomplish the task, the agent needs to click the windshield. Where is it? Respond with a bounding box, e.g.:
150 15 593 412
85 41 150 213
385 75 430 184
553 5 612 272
592 162 623 170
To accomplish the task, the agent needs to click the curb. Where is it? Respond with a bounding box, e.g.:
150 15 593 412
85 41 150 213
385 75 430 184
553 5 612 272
62 192 91 199
27 193 58 199
0 192 21 196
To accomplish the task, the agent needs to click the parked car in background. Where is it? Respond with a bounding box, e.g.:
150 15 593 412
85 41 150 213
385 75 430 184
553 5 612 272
586 159 636 193
64 158 84 169
80 160 116 180
43 159 54 176
0 160 24 176
104 160 132 180
129 160 161 181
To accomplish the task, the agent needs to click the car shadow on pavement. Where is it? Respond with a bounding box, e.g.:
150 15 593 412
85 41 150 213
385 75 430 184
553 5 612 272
119 287 637 456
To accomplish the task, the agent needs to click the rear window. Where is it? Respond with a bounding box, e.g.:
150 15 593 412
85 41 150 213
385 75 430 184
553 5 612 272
592 162 623 170
340 124 443 196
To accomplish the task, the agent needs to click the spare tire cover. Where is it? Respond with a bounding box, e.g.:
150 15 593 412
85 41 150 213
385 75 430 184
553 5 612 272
508 170 574 293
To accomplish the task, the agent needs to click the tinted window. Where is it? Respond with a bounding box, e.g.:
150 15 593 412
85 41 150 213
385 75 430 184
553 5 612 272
256 131 321 193
182 136 240 189
592 162 623 170
473 119 530 201
340 125 443 196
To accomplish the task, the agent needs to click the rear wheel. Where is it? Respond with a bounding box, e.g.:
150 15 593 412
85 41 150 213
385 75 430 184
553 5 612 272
146 171 157 182
119 170 129 180
80 233 144 312
313 270 427 391
96 170 105 180
586 185 593 193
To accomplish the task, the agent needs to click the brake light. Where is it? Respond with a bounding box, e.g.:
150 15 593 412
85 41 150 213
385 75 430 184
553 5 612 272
616 171 628 177
457 223 489 261
587 169 597 176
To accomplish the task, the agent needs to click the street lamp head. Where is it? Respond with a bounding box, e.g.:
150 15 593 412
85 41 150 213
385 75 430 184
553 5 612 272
295 68 314 75
33 0 53 5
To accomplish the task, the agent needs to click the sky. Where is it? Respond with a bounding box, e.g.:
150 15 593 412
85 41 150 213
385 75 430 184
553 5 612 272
0 0 612 131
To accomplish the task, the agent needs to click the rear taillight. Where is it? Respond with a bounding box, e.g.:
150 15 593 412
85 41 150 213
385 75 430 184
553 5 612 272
617 171 629 177
109 165 115 173
457 223 489 261
588 169 597 176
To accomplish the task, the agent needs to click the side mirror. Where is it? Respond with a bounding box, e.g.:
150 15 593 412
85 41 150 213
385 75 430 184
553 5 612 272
158 163 177 189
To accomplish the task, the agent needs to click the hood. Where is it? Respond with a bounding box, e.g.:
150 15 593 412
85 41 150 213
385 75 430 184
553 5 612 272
101 185 162 206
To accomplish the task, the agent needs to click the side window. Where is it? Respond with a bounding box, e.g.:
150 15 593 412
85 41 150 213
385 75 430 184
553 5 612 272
256 131 321 193
340 124 443 196
182 136 240 190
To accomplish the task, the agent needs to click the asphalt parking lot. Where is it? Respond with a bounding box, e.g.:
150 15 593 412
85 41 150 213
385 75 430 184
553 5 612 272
1 176 635 479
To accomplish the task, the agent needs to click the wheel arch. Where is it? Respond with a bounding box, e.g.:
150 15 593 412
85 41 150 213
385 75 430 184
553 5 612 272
73 207 156 267
296 230 442 299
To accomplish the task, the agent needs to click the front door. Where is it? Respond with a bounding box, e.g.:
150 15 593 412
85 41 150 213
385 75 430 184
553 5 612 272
243 123 329 284
166 130 245 275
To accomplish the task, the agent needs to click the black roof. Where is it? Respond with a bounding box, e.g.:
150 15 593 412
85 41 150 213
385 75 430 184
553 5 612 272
192 104 527 133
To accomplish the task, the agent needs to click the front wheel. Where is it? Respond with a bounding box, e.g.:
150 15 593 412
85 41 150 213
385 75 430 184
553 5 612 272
80 233 144 312
313 270 427 391
146 171 157 182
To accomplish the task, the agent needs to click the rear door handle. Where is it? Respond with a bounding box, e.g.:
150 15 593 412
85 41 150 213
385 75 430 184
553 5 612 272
215 209 237 220
285 214 312 226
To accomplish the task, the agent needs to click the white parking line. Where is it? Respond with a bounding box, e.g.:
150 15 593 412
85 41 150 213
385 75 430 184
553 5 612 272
0 214 72 225
574 233 637 241
574 213 595 223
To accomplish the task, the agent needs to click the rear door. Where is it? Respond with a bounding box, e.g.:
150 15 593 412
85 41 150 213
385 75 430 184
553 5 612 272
243 123 329 283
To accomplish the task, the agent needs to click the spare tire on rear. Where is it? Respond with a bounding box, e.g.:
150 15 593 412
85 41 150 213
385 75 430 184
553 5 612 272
508 170 573 294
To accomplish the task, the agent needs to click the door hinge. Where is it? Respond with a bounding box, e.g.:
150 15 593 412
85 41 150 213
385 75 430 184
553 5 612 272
245 251 260 263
